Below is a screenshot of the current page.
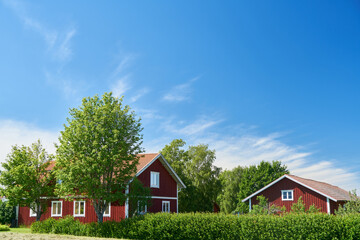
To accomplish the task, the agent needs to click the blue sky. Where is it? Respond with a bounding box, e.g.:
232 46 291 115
0 0 359 190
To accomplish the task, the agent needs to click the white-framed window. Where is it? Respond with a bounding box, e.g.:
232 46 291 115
281 190 294 201
138 201 147 214
150 171 160 188
51 201 62 217
103 202 111 217
73 201 85 217
162 201 170 213
30 203 37 217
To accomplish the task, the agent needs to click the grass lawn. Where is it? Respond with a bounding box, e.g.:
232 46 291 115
10 227 31 233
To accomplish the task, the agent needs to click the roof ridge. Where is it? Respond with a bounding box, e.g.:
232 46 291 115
287 174 347 191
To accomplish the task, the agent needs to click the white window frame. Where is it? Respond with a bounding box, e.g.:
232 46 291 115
281 190 294 201
51 201 63 217
30 203 37 217
73 201 86 217
150 171 160 188
103 202 111 217
162 201 170 213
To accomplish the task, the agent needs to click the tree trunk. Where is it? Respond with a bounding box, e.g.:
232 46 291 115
97 211 104 223
36 204 42 222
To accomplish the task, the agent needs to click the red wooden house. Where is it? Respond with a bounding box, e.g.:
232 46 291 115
18 153 186 225
242 174 351 214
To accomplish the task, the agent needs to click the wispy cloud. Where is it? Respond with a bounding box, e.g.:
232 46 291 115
0 119 59 166
130 88 150 103
111 75 132 98
143 118 360 191
163 76 199 102
2 0 76 63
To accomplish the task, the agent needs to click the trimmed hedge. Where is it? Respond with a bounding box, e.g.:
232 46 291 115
31 213 360 240
0 225 10 231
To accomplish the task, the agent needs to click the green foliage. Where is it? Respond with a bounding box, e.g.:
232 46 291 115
0 225 10 231
161 139 221 212
31 213 360 240
0 140 55 221
290 196 306 213
55 92 143 222
128 177 152 217
250 195 285 215
237 161 289 213
336 190 360 215
217 166 245 214
0 201 15 225
31 217 56 233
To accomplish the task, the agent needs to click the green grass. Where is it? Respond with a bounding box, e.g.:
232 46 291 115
10 227 31 233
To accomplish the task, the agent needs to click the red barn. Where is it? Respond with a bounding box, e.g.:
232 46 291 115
18 153 185 225
242 174 351 214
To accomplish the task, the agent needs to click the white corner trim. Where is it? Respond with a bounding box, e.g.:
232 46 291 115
327 197 331 214
176 183 178 214
125 185 129 218
249 198 251 212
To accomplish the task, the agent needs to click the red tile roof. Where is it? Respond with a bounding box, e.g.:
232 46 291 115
286 174 351 201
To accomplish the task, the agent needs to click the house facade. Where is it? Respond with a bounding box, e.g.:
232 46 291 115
242 174 350 214
18 153 185 225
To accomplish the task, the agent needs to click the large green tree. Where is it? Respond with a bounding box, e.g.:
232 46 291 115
161 139 221 212
0 140 55 221
217 166 245 214
237 161 289 213
55 92 143 223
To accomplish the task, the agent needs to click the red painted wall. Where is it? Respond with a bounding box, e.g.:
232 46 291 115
250 178 339 213
137 159 178 198
19 157 179 225
18 199 125 226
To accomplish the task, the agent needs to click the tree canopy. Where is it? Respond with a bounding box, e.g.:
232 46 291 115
55 92 144 222
0 140 55 221
161 139 221 212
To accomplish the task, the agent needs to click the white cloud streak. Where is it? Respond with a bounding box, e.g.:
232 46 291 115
2 0 76 63
0 119 59 166
143 116 360 191
163 76 199 102
111 75 132 98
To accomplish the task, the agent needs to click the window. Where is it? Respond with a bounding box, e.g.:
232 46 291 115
281 190 294 201
51 201 62 217
74 201 85 217
162 201 170 213
30 203 37 217
138 201 147 215
150 171 160 188
104 202 111 217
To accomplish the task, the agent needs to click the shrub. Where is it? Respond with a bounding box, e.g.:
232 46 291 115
0 201 15 225
31 213 360 240
0 225 10 231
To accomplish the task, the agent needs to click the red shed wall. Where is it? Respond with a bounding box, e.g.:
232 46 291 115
137 159 177 198
18 199 125 226
250 178 330 213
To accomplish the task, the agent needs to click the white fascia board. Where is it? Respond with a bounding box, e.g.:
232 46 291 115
286 175 337 202
242 175 338 203
135 153 186 189
242 175 287 202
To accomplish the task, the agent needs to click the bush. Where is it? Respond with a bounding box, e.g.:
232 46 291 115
0 225 10 231
31 213 360 240
0 201 15 225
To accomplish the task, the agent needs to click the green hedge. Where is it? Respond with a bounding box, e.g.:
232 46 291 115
31 213 360 240
0 225 10 231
